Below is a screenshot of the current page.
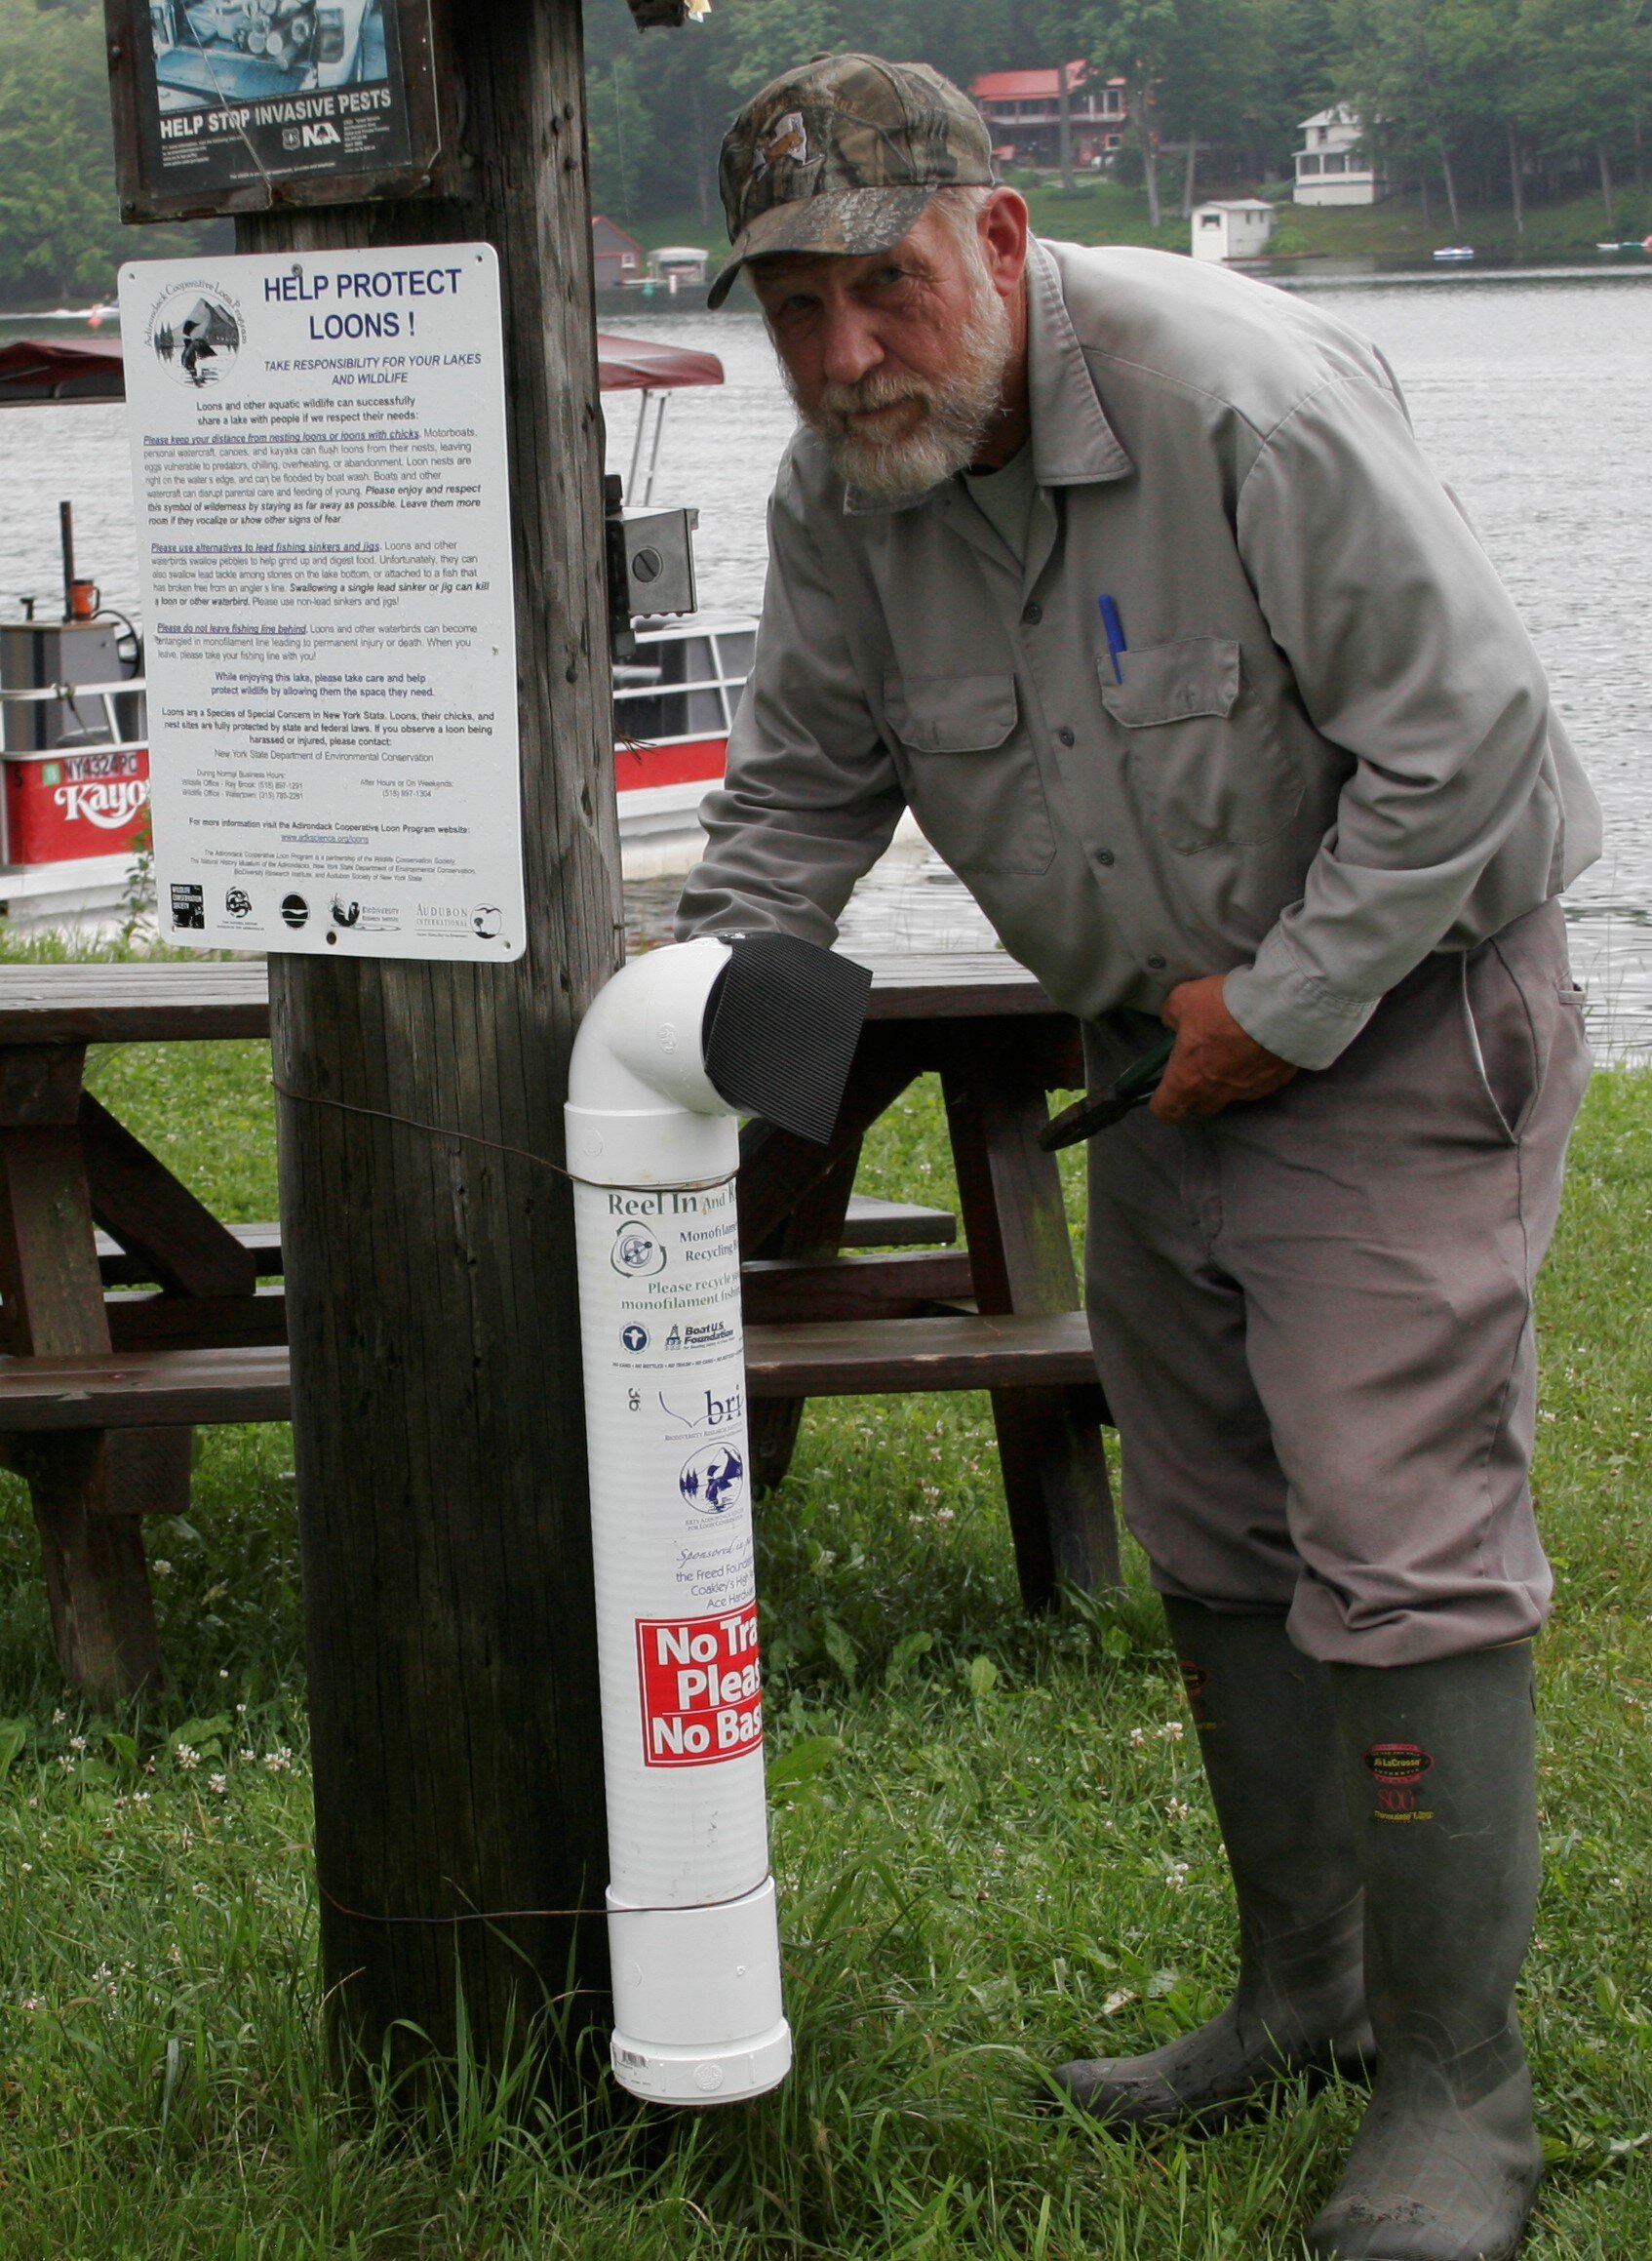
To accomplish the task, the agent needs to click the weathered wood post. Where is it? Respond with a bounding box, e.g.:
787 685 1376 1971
235 0 625 2075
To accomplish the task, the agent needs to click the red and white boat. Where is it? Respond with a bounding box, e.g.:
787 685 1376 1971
0 328 755 923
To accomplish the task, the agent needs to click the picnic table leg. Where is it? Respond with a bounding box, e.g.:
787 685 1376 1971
941 1062 1121 1610
0 1047 164 1699
747 1142 861 1495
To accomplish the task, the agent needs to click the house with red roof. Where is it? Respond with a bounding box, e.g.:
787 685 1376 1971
970 62 1128 171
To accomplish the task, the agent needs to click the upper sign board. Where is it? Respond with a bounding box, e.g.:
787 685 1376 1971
118 244 527 963
105 0 443 221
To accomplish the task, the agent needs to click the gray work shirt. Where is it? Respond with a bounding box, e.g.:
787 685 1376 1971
677 240 1601 1068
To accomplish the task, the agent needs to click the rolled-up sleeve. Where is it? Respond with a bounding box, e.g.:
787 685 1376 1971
674 457 906 944
1223 376 1558 1069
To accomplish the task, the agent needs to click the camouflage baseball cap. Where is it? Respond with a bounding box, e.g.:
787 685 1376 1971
707 53 995 309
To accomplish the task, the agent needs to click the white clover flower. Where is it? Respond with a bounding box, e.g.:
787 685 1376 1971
262 1748 295 1774
1165 1798 1193 1822
151 1561 173 1578
1128 1726 1147 1748
1158 1721 1185 1742
933 1507 956 1525
56 1756 75 1772
68 1736 87 1754
20 1996 43 2012
51 1710 65 1726
175 1744 200 1771
208 1774 227 1797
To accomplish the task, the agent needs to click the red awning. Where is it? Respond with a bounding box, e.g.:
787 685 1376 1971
596 333 723 393
0 336 126 406
0 331 723 404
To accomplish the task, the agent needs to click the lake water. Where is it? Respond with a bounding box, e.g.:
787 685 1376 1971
4 263 1650 1052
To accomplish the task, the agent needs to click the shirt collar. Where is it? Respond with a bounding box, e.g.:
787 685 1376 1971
843 237 1132 516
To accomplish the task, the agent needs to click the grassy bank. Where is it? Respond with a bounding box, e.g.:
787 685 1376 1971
623 181 1652 277
0 990 1646 2254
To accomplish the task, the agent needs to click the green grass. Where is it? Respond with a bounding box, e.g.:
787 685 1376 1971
0 992 1646 2252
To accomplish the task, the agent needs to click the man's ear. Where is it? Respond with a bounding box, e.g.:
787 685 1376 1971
980 188 1030 299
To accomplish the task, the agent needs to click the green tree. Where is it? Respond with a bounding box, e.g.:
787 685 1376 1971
1516 0 1652 232
0 0 217 307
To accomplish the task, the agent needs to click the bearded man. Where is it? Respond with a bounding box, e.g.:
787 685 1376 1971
675 52 1599 2261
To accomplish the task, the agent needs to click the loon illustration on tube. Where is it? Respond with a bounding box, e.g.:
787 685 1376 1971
566 932 871 2106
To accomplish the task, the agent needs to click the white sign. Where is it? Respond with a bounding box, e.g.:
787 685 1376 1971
117 245 525 960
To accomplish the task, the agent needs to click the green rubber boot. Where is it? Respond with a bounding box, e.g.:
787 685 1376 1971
1053 1601 1373 2131
1308 1645 1544 2261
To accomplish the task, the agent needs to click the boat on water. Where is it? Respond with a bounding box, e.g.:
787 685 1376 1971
0 329 757 924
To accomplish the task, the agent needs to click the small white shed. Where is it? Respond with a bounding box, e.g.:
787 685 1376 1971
1190 199 1277 262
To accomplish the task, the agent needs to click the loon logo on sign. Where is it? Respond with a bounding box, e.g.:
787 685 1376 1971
679 1444 744 1516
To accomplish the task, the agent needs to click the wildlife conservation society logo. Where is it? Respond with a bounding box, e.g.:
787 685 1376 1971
146 282 244 391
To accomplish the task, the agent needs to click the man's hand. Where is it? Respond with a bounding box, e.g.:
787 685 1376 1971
1151 975 1299 1123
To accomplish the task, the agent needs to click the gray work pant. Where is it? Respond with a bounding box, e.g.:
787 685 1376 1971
1082 899 1589 1665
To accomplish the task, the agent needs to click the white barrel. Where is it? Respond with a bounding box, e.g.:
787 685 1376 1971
567 941 790 2105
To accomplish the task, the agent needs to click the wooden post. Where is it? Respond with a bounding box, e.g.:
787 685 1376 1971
237 0 623 2078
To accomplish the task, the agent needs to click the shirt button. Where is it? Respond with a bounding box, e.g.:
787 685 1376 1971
1096 850 1116 867
1147 954 1167 971
1022 601 1042 624
1057 727 1075 746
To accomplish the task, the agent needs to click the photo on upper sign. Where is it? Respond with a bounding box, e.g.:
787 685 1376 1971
147 0 388 113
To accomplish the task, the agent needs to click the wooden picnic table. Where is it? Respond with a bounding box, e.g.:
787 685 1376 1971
0 953 1117 1697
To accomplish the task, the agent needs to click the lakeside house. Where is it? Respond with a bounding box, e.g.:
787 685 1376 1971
1191 200 1278 262
970 62 1127 170
592 215 645 289
1293 106 1393 206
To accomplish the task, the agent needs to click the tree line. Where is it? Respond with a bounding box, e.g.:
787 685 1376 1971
0 0 1647 306
586 0 1652 236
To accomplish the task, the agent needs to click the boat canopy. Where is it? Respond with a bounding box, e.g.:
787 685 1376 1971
595 335 723 392
0 337 125 406
0 332 722 407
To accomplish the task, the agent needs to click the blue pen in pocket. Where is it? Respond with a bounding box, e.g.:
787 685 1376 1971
1099 594 1127 682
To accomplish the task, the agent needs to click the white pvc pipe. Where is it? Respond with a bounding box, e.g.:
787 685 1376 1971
566 938 790 2105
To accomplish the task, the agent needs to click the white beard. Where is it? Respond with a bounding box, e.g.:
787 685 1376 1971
781 259 1014 503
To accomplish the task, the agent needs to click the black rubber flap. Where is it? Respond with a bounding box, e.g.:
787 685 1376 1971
701 932 873 1142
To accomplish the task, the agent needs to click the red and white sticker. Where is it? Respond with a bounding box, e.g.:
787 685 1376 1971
636 1603 763 1767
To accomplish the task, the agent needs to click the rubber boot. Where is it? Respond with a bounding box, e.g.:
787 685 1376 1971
1308 1645 1544 2261
1053 1601 1373 2130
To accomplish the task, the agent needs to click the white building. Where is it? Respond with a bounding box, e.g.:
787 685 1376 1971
1191 199 1277 262
1293 106 1392 206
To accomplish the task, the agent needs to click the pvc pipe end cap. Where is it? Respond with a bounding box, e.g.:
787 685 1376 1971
610 2015 791 2106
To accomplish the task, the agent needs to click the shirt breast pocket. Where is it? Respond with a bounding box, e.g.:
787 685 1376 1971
1100 637 1303 855
883 670 1055 877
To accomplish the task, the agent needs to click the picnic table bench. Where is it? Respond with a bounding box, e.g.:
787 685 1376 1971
0 954 1116 1695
